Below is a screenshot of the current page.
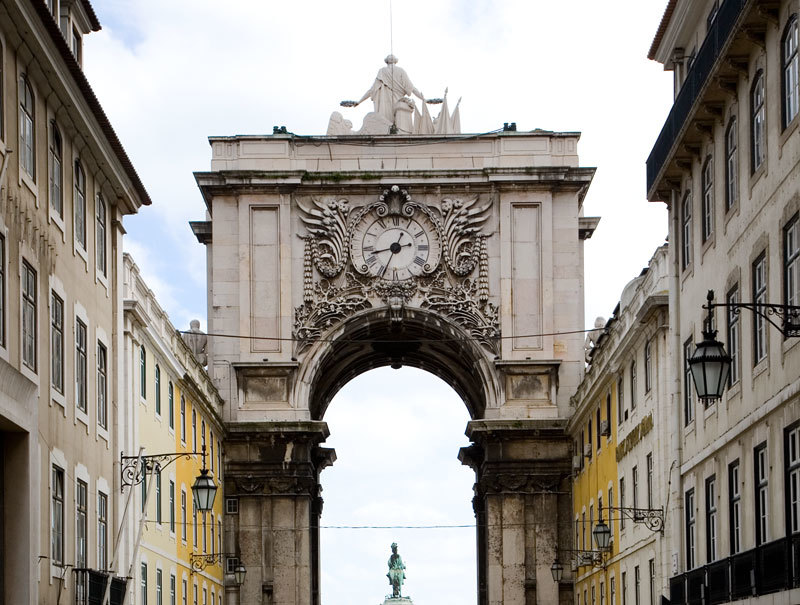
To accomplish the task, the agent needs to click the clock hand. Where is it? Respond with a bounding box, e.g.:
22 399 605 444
373 242 412 254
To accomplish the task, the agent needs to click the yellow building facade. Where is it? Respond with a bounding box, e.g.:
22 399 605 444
123 254 226 605
570 245 670 605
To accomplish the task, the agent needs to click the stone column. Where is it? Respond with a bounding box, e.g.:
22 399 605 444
460 420 573 605
224 422 335 605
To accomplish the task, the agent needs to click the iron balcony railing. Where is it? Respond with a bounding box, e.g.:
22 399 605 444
72 569 127 605
668 534 800 604
646 0 750 196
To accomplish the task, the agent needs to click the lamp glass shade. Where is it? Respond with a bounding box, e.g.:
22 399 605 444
234 563 247 586
688 334 731 401
550 560 564 583
191 471 217 512
593 520 611 551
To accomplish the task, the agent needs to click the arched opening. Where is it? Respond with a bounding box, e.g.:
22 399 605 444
319 367 477 605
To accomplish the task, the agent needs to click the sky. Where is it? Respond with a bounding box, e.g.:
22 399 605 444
83 1 675 603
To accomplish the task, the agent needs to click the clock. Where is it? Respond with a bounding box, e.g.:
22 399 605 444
350 209 442 280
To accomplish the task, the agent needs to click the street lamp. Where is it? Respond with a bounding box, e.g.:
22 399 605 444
550 559 564 583
688 291 731 402
592 517 611 551
191 445 217 513
234 563 247 586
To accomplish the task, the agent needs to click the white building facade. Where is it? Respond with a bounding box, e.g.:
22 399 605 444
647 0 800 601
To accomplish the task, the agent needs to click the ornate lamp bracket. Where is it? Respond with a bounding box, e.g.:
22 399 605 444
190 553 236 574
120 450 206 490
708 298 800 337
559 548 608 570
603 506 665 533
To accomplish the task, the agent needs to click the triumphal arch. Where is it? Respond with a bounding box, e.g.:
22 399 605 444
192 58 597 605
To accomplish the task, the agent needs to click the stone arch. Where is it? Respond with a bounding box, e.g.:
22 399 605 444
294 307 500 420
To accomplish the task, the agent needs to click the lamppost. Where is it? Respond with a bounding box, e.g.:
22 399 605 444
689 290 800 401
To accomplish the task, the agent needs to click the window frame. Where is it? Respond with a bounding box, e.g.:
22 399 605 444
701 155 713 242
644 339 652 394
630 360 637 410
75 317 87 413
725 117 738 211
22 260 37 371
782 15 799 129
51 291 64 394
168 382 174 430
753 252 768 364
76 478 87 568
683 338 694 424
681 191 692 270
140 345 147 400
751 70 766 173
685 488 696 569
19 74 35 179
785 422 800 536
706 475 717 562
96 194 107 276
754 442 769 545
98 491 108 570
97 341 107 429
726 285 741 385
74 160 87 249
155 364 161 416
51 465 65 565
784 214 799 318
617 375 624 424
729 459 741 554
49 121 63 217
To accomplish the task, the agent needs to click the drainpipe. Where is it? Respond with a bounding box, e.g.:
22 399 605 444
666 190 684 592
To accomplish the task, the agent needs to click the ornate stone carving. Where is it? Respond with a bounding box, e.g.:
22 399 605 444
294 188 498 354
478 473 562 495
233 474 319 497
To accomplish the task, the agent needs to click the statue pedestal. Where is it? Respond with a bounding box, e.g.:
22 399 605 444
382 598 414 605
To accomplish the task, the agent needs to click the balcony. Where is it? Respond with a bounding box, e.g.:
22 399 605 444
72 569 128 605
646 0 751 198
668 534 800 604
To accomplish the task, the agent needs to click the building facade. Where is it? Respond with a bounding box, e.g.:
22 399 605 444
122 254 226 605
571 245 671 605
647 0 800 601
0 1 150 603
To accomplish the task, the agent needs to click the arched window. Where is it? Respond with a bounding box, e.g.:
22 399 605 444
140 345 146 399
681 191 692 270
19 75 35 178
75 161 86 248
701 155 713 242
49 122 63 216
751 71 765 173
724 117 738 211
155 364 161 415
783 15 799 128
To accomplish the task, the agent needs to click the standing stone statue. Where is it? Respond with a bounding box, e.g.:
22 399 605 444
386 542 406 598
355 55 424 126
181 319 208 366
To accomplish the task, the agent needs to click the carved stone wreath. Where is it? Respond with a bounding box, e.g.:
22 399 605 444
294 187 497 355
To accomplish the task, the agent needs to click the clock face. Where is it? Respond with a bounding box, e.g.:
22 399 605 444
350 211 442 280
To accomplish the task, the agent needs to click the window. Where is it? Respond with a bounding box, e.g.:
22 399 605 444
701 156 713 242
592 585 596 605
582 511 586 550
201 419 206 451
202 507 207 552
51 465 64 564
685 488 696 569
600 581 605 605
725 117 738 211
72 28 82 63
76 479 87 569
19 75 35 178
785 214 800 316
155 365 161 415
218 519 222 555
683 338 694 424
706 475 717 561
619 477 626 529
51 292 64 393
140 345 147 399
170 574 176 605
210 434 214 472
210 512 215 554
141 563 148 605
75 161 86 249
156 470 162 524
49 122 63 216
605 394 612 437
787 423 800 535
97 342 107 429
610 577 616 605
617 376 624 424
98 492 108 570
644 339 652 393
22 261 37 370
729 460 741 554
226 497 239 514
192 409 197 451
96 195 106 276
76 318 87 413
141 471 147 513
170 480 175 533
596 408 601 449
156 569 162 605
648 559 655 605
634 566 640 605
0 235 4 347
646 453 653 509
632 465 639 510
193 500 198 547
226 557 240 574
755 443 769 545
217 440 221 477
169 382 174 430
681 191 692 269
726 286 740 385
181 490 187 542
752 71 765 173
588 418 593 452
783 16 799 128
182 579 187 605
630 361 637 410
608 486 614 535
621 571 627 605
753 253 767 363
180 396 186 442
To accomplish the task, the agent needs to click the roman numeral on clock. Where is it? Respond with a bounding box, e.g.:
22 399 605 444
392 216 400 226
417 244 428 251
413 256 425 266
367 255 378 266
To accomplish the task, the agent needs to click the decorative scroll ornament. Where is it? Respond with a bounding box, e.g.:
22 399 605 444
298 197 350 278
441 196 492 275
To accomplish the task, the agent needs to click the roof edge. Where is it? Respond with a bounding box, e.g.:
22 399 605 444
648 0 678 61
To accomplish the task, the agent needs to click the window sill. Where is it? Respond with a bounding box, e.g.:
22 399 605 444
778 113 799 150
97 425 109 445
74 242 88 270
49 208 66 239
95 270 109 294
76 407 89 431
752 357 769 381
51 388 66 413
748 162 767 195
20 170 38 204
725 380 741 407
